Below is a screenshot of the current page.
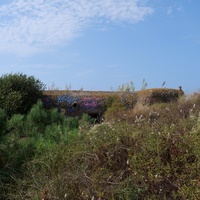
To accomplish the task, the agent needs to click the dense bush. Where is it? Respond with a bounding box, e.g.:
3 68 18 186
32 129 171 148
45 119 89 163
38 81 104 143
2 90 200 199
0 100 84 199
0 73 45 116
104 95 125 122
6 117 200 199
0 108 7 138
1 92 200 199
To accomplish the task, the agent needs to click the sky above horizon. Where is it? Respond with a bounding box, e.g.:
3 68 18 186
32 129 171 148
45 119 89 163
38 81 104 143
0 0 199 93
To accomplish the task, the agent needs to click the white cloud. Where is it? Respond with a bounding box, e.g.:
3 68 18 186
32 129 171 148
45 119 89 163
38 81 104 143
166 7 173 15
166 5 183 15
0 0 153 56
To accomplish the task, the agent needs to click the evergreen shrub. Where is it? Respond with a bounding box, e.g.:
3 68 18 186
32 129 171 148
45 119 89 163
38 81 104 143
0 73 45 116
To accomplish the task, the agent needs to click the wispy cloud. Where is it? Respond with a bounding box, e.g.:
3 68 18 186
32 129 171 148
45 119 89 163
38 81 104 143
166 5 183 15
166 7 173 15
0 0 153 56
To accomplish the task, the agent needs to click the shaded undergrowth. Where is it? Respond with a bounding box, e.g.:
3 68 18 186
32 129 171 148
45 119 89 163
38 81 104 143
1 93 200 199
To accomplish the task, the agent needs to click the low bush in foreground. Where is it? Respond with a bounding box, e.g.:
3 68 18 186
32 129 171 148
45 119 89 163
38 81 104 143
0 101 87 199
2 92 200 199
6 118 200 199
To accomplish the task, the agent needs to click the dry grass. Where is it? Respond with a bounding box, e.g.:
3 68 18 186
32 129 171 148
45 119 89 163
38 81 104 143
3 92 200 199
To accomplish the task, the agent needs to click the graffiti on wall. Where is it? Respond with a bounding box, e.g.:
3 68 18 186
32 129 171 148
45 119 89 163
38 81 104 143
57 95 80 104
57 95 80 112
42 94 105 116
82 97 104 111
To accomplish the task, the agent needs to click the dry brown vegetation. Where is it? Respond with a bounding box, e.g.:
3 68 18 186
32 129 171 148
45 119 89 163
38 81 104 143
1 91 200 199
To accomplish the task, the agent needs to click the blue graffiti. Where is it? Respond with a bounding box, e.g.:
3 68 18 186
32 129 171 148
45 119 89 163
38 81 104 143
57 95 80 105
56 95 80 113
43 94 105 114
66 107 76 112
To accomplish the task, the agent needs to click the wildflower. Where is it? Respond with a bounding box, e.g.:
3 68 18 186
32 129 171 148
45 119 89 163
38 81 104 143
165 107 170 111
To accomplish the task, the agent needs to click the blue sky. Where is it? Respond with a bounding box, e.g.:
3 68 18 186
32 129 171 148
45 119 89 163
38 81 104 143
0 0 199 93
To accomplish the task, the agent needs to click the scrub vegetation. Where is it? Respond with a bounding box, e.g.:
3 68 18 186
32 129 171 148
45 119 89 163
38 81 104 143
1 73 200 199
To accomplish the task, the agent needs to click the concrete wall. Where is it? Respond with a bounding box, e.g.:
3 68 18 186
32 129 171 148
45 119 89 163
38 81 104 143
42 88 183 117
42 90 115 117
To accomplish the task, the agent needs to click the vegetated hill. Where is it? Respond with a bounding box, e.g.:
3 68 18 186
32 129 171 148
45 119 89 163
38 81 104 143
41 88 183 119
42 87 183 103
3 89 200 200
